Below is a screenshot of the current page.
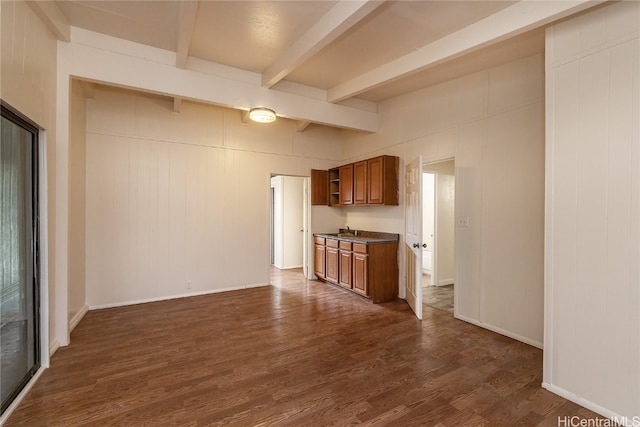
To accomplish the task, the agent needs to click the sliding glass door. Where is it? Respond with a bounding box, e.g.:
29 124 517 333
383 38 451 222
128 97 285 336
1 104 40 414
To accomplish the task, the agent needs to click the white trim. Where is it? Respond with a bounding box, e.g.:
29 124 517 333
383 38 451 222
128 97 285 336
88 283 270 310
454 313 543 349
55 41 70 347
60 28 378 132
543 24 556 387
69 304 89 333
49 339 60 357
541 382 634 426
37 130 50 369
436 278 454 286
0 367 46 426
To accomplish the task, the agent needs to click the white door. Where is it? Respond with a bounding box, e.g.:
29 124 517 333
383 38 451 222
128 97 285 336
405 157 423 319
302 177 310 278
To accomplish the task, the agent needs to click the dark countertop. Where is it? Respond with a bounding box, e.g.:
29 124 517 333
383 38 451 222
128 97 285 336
314 230 399 245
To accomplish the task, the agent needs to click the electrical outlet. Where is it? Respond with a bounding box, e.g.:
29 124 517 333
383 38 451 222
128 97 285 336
456 216 469 227
186 281 192 289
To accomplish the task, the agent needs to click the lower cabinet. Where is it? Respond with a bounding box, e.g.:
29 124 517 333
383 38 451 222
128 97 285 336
352 251 368 296
339 241 353 289
325 239 339 284
314 243 325 278
314 236 398 303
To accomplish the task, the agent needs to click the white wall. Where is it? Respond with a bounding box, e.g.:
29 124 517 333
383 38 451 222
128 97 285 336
85 87 343 308
1 0 58 354
342 53 545 347
544 1 640 420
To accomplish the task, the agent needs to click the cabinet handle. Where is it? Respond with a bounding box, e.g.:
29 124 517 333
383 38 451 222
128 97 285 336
412 243 419 248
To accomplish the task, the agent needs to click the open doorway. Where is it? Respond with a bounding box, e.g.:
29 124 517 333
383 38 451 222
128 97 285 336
270 175 309 277
422 159 455 313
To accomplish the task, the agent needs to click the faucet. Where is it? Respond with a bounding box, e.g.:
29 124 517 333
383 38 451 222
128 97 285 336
346 226 358 236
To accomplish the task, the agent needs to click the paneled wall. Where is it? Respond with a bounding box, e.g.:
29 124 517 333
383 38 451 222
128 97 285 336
544 1 639 419
1 0 58 352
85 87 343 308
342 54 545 347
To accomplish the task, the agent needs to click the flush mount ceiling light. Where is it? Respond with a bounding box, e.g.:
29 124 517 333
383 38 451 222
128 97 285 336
249 107 276 123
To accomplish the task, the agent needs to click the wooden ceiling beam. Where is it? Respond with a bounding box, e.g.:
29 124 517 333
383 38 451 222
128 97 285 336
261 0 383 89
176 0 199 69
327 0 605 103
26 1 70 42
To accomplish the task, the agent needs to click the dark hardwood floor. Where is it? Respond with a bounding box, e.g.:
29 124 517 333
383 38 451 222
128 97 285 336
6 268 603 426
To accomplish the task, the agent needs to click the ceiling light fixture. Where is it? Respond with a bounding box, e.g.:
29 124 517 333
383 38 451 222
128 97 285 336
249 107 276 123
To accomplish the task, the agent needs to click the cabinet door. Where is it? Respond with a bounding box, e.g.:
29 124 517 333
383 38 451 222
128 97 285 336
314 245 326 277
310 169 328 205
339 250 352 288
325 247 339 284
353 160 367 204
339 164 354 205
353 253 368 296
367 156 384 204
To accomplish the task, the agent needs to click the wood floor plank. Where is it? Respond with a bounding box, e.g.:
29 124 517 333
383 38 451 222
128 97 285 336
5 268 607 426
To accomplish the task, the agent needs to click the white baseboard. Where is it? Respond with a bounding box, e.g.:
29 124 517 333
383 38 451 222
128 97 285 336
69 304 89 332
436 278 454 286
0 367 45 426
49 339 60 357
542 382 633 425
89 283 270 310
454 313 543 349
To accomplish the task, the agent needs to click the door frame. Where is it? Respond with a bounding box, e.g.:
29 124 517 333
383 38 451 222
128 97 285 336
268 173 311 278
423 158 456 289
0 101 49 420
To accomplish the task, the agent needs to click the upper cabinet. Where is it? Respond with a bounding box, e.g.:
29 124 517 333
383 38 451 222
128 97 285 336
367 156 398 205
353 160 368 205
339 164 354 205
311 155 399 206
311 169 329 205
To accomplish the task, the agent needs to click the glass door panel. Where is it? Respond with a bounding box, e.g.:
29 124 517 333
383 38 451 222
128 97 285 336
1 110 40 414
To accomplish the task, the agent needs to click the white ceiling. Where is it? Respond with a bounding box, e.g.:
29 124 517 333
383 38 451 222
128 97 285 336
49 0 601 129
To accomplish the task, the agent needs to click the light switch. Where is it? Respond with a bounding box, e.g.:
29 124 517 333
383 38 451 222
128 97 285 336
457 216 469 227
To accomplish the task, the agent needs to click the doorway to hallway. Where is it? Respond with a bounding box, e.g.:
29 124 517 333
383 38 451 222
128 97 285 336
422 159 455 314
269 175 310 279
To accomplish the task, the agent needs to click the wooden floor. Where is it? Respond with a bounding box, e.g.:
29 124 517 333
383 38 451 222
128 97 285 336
6 268 603 426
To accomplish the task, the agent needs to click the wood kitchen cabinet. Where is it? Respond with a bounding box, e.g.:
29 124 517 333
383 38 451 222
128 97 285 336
309 155 398 207
328 168 340 206
339 164 353 205
325 239 339 284
368 155 399 205
313 232 399 303
338 241 353 289
353 160 367 204
314 237 326 278
310 169 328 205
352 249 368 296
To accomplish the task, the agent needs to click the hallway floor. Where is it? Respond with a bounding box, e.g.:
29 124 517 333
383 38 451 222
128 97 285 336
422 273 454 313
